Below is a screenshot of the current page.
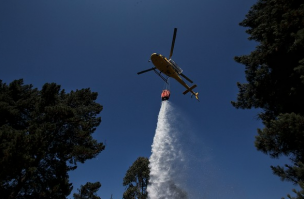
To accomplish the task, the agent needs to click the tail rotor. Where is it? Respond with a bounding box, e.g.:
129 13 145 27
191 92 199 102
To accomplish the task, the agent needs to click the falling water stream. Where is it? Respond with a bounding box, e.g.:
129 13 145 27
147 101 188 199
146 100 247 199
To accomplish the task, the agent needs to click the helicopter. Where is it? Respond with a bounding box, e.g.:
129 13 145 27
137 28 199 101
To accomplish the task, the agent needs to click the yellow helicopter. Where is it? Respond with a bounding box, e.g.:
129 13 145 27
137 28 199 101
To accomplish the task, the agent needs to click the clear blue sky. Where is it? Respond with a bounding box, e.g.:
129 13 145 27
0 0 297 198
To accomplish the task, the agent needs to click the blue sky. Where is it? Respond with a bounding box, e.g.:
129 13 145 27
0 0 297 198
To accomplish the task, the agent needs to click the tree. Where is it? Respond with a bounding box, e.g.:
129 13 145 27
123 157 150 199
232 0 304 198
73 182 101 199
0 79 105 198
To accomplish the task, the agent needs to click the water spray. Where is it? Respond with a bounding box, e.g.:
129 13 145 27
147 101 188 199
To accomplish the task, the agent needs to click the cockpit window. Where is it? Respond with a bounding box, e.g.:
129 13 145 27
169 59 183 74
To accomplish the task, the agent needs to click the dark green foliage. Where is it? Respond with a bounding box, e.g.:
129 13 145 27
123 157 150 199
233 0 304 117
0 79 105 198
73 182 101 199
232 0 304 198
287 181 304 199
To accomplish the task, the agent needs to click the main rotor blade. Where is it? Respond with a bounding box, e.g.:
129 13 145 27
169 28 177 59
137 67 156 75
180 73 193 84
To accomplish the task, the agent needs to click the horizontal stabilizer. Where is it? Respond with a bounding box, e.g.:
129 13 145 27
183 84 197 95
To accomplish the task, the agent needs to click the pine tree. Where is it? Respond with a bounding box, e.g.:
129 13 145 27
0 79 105 198
123 157 150 199
232 0 304 198
73 182 101 199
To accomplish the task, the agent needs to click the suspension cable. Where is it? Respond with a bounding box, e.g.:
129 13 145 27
163 78 170 91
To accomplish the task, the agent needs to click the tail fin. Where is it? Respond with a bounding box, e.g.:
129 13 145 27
183 84 197 95
194 92 199 101
191 92 199 101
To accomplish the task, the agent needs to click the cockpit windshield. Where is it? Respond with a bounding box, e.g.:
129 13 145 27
169 59 183 74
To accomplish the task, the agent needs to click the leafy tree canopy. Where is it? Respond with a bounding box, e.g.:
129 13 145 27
123 157 150 199
73 182 101 199
232 0 304 198
0 79 105 198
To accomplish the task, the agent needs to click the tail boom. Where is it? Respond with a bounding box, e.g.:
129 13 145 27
183 85 199 101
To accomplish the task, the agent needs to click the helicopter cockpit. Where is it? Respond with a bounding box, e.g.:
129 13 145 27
169 59 183 74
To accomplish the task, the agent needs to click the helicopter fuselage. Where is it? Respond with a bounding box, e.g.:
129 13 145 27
150 53 191 92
